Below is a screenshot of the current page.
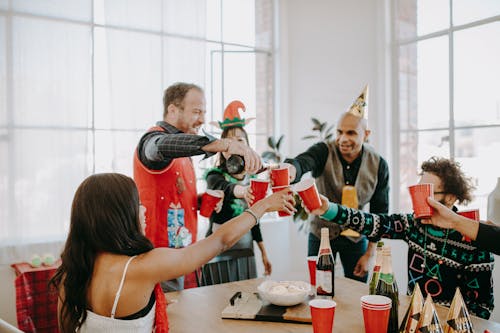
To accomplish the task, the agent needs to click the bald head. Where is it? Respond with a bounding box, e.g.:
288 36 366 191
335 113 371 163
337 113 368 131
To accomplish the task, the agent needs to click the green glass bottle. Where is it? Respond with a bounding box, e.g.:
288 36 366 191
368 241 384 295
375 245 399 333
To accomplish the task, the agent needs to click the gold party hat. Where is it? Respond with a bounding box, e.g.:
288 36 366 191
346 84 369 119
443 288 474 333
340 186 360 237
416 294 444 333
400 283 424 333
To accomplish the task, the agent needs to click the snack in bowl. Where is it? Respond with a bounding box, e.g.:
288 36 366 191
258 280 312 306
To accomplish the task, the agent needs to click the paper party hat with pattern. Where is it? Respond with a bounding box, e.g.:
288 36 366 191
416 294 444 333
443 288 474 333
400 283 424 333
346 84 369 119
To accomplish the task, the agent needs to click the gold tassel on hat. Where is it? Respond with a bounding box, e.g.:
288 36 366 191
443 288 474 333
400 283 424 333
346 84 369 119
416 294 444 333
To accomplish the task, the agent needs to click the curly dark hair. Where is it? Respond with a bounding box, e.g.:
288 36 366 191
420 156 475 205
50 173 154 332
163 82 203 118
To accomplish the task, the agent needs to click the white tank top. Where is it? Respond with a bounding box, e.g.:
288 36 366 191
78 256 155 333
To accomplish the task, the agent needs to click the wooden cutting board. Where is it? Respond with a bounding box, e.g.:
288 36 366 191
221 291 312 324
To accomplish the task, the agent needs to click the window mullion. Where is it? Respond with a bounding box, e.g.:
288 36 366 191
448 0 455 159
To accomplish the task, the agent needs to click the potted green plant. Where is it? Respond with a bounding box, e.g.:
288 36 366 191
302 117 335 142
261 135 284 163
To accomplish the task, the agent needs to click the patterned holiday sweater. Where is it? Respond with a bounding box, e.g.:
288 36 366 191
321 203 494 319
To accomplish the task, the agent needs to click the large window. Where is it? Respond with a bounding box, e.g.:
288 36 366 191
394 0 500 216
0 0 275 260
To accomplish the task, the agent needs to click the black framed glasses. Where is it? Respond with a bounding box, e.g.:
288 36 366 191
433 191 446 195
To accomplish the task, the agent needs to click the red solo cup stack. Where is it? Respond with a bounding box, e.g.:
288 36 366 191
307 256 317 286
360 295 392 333
270 165 291 217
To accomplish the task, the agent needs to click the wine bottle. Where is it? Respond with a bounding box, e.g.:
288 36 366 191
368 241 384 295
375 245 399 333
316 228 335 298
226 154 276 175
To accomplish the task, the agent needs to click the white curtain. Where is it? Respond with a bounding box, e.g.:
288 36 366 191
0 0 209 264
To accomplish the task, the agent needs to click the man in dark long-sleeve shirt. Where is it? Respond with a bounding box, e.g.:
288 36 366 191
284 86 390 283
133 82 261 290
424 197 500 256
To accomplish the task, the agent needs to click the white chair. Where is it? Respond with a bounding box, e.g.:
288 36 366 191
0 319 23 333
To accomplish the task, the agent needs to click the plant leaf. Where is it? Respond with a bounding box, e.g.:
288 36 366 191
276 135 284 150
302 135 318 140
326 124 335 135
320 122 326 132
267 136 276 149
324 133 333 141
311 118 321 127
261 151 277 161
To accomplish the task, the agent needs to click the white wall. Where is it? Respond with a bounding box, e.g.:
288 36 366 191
277 0 391 159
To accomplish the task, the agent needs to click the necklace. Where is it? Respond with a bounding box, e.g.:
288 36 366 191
422 225 450 280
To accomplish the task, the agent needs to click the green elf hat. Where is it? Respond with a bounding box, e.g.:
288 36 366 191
346 84 369 120
210 100 255 130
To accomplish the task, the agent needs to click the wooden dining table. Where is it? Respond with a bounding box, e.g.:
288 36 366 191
165 276 500 333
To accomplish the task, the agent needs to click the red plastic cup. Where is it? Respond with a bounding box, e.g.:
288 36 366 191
250 179 269 205
408 183 434 219
307 256 317 286
457 209 480 221
272 185 292 217
457 209 480 241
199 190 223 217
294 178 321 211
270 166 289 187
309 299 336 333
360 295 391 333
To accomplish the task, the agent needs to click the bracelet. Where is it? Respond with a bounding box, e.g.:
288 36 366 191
244 208 260 225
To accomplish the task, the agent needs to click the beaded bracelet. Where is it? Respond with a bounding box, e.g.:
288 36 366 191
244 208 260 225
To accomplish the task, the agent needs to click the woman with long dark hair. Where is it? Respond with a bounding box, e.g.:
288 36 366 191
50 173 294 332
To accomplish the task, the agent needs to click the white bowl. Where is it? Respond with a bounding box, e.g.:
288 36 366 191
257 280 312 306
